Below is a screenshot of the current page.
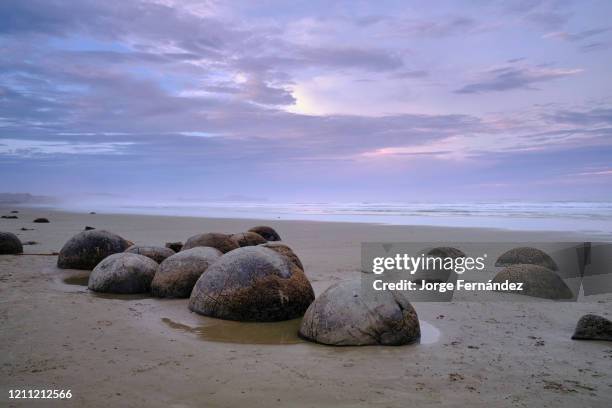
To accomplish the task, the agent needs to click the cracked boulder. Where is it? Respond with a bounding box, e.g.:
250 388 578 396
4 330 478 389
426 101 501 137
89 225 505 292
182 232 239 253
299 280 420 346
57 230 131 270
0 231 23 255
88 253 158 294
151 247 222 298
125 245 175 264
492 264 573 299
572 314 612 341
495 247 558 270
259 242 304 270
248 226 281 241
189 246 314 321
230 231 267 247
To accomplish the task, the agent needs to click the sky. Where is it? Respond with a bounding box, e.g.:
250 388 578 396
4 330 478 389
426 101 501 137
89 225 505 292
1 0 611 203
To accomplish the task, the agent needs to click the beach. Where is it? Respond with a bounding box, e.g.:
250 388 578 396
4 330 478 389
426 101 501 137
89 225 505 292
1 207 611 407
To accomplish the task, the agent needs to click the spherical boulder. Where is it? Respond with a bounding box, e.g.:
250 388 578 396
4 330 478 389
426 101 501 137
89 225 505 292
299 280 420 346
165 241 183 252
248 226 281 241
151 247 222 298
259 242 304 270
495 247 558 270
182 233 239 253
413 246 466 284
491 264 573 299
0 232 23 255
88 253 158 294
57 230 131 270
125 245 175 264
571 314 612 341
189 246 314 321
230 231 267 247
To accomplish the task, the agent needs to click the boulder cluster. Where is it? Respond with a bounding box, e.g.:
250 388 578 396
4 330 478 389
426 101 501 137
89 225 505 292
54 226 320 323
492 246 574 300
8 223 602 346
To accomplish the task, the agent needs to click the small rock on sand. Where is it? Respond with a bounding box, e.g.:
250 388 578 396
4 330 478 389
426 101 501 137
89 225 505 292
1 215 18 219
572 314 612 341
33 218 50 223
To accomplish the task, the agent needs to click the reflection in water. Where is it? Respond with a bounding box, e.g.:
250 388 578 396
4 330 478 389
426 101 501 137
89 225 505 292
162 317 441 346
162 317 304 345
62 273 90 286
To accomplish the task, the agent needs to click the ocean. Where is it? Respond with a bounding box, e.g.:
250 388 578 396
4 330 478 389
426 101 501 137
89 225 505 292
57 201 612 236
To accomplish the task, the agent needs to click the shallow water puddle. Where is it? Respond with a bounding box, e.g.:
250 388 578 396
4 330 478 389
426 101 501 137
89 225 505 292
162 317 304 345
419 321 440 345
62 273 90 286
162 317 441 346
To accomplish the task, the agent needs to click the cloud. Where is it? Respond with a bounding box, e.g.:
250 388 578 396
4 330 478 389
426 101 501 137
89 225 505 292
455 62 582 94
0 0 610 200
543 27 610 42
543 27 611 52
0 138 135 156
503 0 572 30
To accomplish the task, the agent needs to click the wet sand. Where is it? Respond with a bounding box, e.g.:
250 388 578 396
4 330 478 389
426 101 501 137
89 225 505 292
1 207 611 407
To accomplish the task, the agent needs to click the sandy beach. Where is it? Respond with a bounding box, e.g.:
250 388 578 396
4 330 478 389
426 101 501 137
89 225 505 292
1 207 611 407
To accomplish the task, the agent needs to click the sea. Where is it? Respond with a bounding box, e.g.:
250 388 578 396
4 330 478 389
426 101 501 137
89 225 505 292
57 201 612 237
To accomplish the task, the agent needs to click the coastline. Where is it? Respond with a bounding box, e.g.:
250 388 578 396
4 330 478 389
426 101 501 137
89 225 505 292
1 207 611 407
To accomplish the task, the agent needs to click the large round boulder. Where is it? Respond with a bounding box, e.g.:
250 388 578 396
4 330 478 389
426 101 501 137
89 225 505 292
151 247 222 298
248 226 281 241
182 233 239 253
88 253 158 294
57 230 131 270
491 264 573 299
413 246 466 284
125 245 175 264
259 242 304 270
299 280 420 346
230 232 267 247
0 232 23 255
571 314 612 341
495 247 558 270
189 246 314 321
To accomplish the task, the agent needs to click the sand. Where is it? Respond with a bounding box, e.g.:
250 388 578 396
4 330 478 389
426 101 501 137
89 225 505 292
1 207 611 407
